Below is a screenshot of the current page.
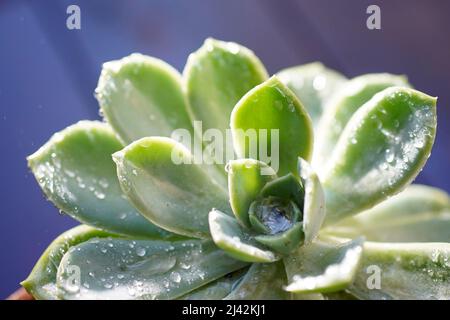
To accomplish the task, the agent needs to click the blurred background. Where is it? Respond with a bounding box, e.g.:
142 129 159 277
1 0 449 297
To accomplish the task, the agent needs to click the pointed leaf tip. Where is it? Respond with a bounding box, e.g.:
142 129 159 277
322 86 437 224
27 121 173 239
231 76 314 177
277 62 347 128
96 53 193 145
314 73 411 169
184 39 268 137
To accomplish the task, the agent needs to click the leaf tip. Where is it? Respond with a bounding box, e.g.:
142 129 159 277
111 150 124 165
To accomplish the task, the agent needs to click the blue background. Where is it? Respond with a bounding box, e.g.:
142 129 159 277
1 0 449 298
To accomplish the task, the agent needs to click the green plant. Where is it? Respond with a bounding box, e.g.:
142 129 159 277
22 39 449 300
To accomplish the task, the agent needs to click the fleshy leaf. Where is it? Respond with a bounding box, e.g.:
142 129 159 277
277 62 347 127
231 76 314 176
284 237 364 294
328 185 450 242
21 225 115 300
224 261 290 300
184 38 268 136
27 121 173 239
348 241 450 300
321 87 437 224
96 54 193 145
298 158 326 243
314 73 410 168
56 238 247 300
260 173 304 209
228 159 276 228
208 209 279 263
179 269 247 300
113 137 229 239
254 222 304 255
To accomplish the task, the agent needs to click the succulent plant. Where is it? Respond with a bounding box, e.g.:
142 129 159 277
22 38 450 300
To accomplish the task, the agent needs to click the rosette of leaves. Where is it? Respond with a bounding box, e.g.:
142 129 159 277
23 38 450 300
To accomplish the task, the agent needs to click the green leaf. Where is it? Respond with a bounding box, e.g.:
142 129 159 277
184 38 268 136
21 225 115 300
314 74 410 168
298 158 326 243
208 209 279 263
56 238 247 300
321 87 437 225
228 159 276 228
96 54 193 145
179 269 247 300
231 76 314 176
284 237 364 294
254 222 304 255
113 137 229 239
224 261 290 300
328 185 450 242
27 121 173 239
260 173 304 209
277 62 347 127
348 241 450 300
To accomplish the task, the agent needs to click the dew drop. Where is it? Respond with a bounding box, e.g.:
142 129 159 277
136 247 146 257
98 178 109 189
385 149 394 163
227 42 240 55
170 272 181 283
128 288 136 296
119 212 127 220
94 190 105 199
414 139 424 148
313 75 326 91
65 169 76 178
180 262 191 270
274 100 283 111
104 283 113 289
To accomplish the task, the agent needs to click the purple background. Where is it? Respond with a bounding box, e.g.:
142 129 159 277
1 0 449 298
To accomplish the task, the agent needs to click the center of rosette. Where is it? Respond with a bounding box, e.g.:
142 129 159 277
248 196 301 235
